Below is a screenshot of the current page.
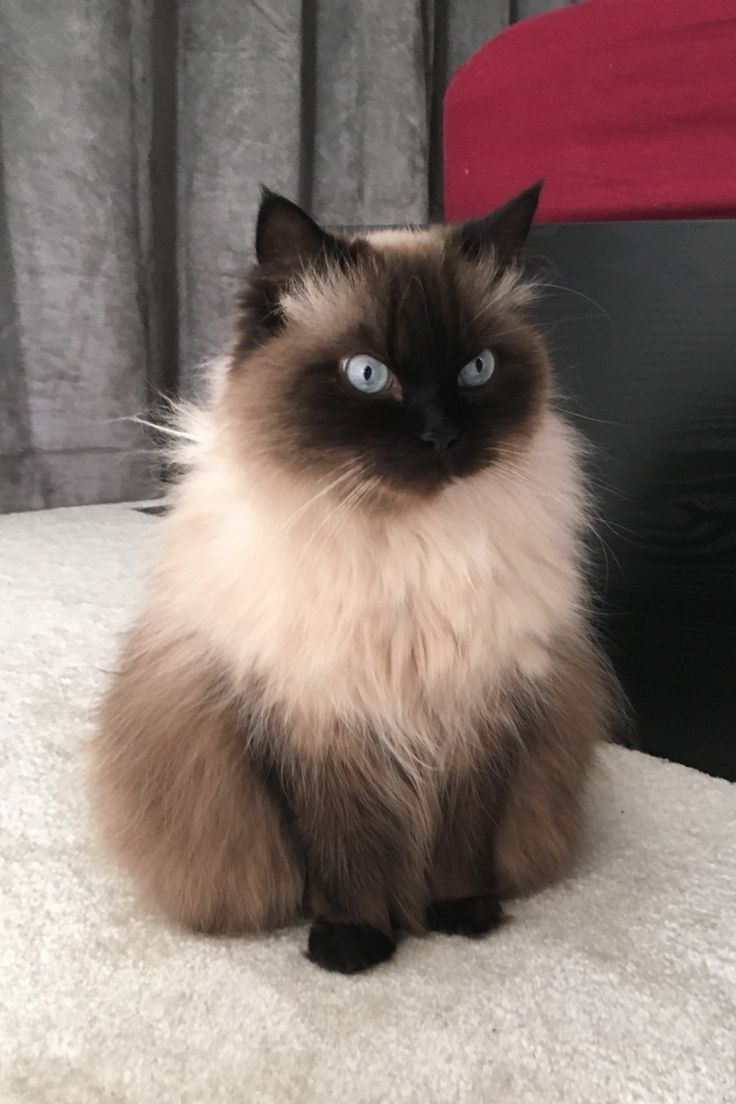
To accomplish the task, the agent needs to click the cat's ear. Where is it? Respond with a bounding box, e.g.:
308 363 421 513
457 181 542 269
256 188 340 270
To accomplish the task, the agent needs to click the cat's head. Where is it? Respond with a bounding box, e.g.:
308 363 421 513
228 183 549 502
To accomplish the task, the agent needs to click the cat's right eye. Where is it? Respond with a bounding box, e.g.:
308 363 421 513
458 350 495 388
342 355 392 395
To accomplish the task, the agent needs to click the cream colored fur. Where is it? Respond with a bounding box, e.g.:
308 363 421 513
145 362 588 787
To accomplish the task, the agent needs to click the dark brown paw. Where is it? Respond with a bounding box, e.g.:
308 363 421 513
426 895 503 937
307 919 396 974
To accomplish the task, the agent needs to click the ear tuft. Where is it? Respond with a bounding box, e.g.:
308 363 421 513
256 189 338 269
459 181 543 269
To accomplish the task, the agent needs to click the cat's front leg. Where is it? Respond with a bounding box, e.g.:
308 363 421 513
302 809 398 974
428 765 505 938
293 753 421 974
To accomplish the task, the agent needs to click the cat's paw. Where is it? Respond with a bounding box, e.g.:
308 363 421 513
307 919 396 974
426 895 503 937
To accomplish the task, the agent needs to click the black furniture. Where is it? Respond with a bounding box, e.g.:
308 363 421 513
532 222 736 781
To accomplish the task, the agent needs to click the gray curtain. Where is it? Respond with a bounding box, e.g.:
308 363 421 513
0 0 571 513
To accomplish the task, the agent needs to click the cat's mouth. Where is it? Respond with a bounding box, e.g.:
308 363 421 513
359 443 487 505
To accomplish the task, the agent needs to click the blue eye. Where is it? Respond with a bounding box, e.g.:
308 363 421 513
342 354 391 394
458 350 495 388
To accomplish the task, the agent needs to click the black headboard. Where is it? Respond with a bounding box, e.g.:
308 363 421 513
531 221 736 780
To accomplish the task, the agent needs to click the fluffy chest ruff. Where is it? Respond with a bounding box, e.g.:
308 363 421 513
152 405 587 771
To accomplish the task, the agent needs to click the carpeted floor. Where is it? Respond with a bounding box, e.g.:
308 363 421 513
1 503 734 1104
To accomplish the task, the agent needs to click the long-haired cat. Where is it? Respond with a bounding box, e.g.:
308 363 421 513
91 183 620 973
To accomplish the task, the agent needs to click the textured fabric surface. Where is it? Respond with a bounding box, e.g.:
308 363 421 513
445 0 736 223
1 502 735 1103
0 0 576 512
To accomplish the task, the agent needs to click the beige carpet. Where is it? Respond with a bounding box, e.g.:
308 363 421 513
1 503 735 1104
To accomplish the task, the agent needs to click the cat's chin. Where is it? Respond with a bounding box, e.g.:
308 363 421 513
256 443 494 517
371 458 492 507
361 472 475 515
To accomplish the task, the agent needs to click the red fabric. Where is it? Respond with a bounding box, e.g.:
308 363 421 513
444 0 736 223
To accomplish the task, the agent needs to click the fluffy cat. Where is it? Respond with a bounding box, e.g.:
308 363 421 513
91 183 620 973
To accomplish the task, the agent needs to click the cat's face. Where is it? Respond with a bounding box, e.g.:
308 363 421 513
228 185 550 501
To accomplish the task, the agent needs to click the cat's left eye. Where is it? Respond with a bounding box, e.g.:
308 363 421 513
458 350 495 388
342 355 392 394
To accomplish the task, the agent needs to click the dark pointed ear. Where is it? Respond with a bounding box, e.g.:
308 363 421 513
256 188 340 269
458 181 542 269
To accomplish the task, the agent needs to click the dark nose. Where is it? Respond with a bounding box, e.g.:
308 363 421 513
416 406 460 454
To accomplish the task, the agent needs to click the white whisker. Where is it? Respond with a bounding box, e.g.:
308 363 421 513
539 282 616 332
293 474 374 571
275 463 358 536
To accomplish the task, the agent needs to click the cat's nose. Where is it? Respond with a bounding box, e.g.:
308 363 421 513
416 407 460 454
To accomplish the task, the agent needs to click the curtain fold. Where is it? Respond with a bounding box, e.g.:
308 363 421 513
0 0 572 512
